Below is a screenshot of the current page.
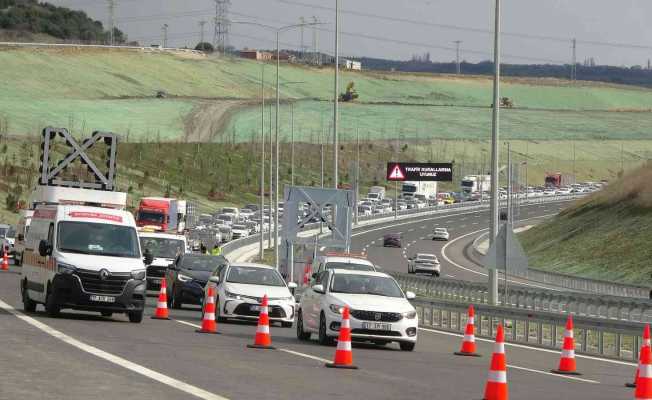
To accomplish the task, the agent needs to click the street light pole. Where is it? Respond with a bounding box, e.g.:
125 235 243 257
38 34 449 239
259 63 265 260
275 31 281 270
333 0 340 189
488 0 502 306
291 102 295 186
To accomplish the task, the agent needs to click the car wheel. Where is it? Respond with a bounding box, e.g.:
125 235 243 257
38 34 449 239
171 288 182 309
128 310 144 323
44 284 60 317
318 313 334 346
21 280 36 313
400 341 416 351
101 311 113 317
296 310 311 341
215 297 227 323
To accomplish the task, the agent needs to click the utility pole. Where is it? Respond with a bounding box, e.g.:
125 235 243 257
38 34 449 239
199 20 207 45
505 142 512 306
571 38 577 82
355 127 360 225
268 104 273 247
572 141 576 180
213 0 231 54
333 0 340 189
260 64 265 260
312 16 320 65
291 102 295 186
488 0 502 306
275 31 281 269
162 24 168 48
454 40 462 75
299 17 306 61
107 0 115 46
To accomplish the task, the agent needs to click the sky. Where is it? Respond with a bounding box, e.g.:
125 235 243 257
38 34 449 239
51 0 652 66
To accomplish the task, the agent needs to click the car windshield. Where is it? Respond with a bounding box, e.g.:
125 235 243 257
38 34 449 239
330 274 403 298
58 221 140 258
324 262 375 272
233 225 247 230
138 211 164 224
180 255 226 271
226 266 285 287
139 237 184 259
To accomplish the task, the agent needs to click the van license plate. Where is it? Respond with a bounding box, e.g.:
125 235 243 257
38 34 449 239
362 322 391 331
90 295 115 303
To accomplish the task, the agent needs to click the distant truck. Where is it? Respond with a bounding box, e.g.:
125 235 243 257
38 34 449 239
545 173 575 188
401 181 437 201
367 186 386 202
136 197 187 233
461 175 491 194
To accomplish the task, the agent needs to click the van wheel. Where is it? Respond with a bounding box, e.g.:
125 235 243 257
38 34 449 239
128 310 143 323
44 285 60 317
21 280 36 313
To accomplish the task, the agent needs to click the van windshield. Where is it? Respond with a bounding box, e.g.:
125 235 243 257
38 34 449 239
58 221 140 258
139 237 184 259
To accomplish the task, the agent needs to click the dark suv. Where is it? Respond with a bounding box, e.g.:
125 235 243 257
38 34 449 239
383 233 402 248
166 254 228 309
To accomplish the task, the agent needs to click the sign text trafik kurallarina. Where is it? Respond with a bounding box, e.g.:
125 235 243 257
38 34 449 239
386 162 453 182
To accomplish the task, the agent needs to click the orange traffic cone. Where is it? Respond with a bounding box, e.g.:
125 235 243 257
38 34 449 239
325 306 358 369
551 314 581 375
635 342 652 400
247 294 275 349
455 304 480 357
1 249 9 271
151 279 170 320
627 324 651 388
196 287 219 334
483 324 508 400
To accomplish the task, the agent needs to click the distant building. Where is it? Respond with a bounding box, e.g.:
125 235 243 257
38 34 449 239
272 52 296 62
341 59 362 71
239 50 273 60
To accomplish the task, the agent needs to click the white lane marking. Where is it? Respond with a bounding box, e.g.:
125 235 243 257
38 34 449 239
460 218 466 221
0 301 230 400
445 274 455 278
440 214 560 291
174 320 332 364
460 225 466 228
419 237 425 240
507 364 599 384
397 231 403 234
472 222 479 225
419 327 635 367
279 348 331 363
408 228 415 232
420 225 427 229
370 241 376 245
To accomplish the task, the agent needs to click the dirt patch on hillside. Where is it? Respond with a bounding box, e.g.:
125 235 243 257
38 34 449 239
183 100 254 142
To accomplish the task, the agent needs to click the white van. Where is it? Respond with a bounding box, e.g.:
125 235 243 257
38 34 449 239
14 210 34 265
20 204 151 322
138 230 188 290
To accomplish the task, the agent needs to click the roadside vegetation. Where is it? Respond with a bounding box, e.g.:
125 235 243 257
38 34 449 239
520 164 652 285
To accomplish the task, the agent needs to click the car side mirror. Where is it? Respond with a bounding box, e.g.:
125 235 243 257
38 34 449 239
167 263 176 270
143 249 154 266
38 239 51 257
405 291 416 300
209 276 220 284
312 284 325 294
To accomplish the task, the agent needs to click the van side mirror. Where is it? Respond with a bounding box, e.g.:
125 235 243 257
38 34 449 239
38 240 51 257
287 282 298 289
405 291 416 300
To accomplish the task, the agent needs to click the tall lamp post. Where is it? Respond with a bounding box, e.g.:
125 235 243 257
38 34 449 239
488 0 502 305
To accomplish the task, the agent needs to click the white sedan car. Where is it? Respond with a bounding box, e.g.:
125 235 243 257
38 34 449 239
432 227 450 241
297 269 418 351
407 253 440 277
205 263 297 327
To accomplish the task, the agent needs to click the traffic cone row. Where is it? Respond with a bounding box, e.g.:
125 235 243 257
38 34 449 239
551 314 580 375
455 304 480 357
196 287 219 334
151 279 169 320
627 324 651 388
247 294 275 349
1 249 8 271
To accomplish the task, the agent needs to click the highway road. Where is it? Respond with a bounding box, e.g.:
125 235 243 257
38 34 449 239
0 199 640 400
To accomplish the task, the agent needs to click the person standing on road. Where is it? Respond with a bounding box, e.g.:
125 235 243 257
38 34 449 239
211 244 222 256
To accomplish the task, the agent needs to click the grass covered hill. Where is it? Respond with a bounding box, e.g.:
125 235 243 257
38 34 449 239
520 165 652 285
2 47 652 142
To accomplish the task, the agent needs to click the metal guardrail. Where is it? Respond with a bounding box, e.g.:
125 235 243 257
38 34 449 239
0 41 206 56
394 272 652 323
414 297 644 362
472 229 652 299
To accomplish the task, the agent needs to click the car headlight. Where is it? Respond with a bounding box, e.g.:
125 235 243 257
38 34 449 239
403 310 417 319
57 262 76 275
329 304 344 314
131 269 146 280
177 273 192 282
225 290 241 300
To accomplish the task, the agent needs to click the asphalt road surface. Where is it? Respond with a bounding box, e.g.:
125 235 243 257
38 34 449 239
0 200 639 399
